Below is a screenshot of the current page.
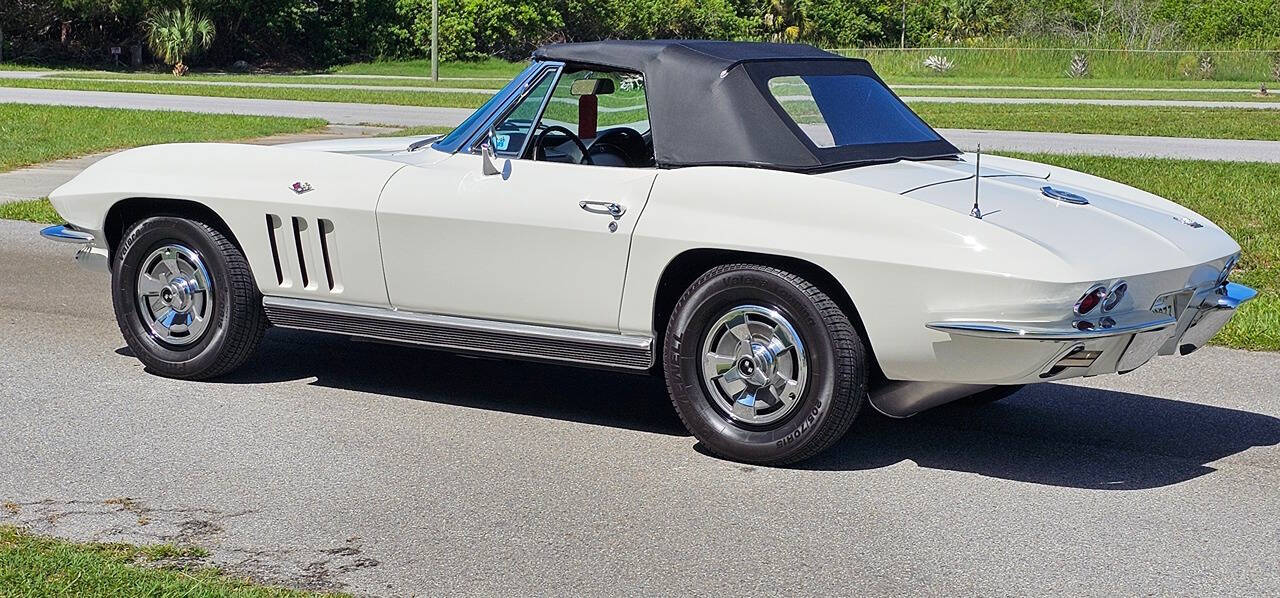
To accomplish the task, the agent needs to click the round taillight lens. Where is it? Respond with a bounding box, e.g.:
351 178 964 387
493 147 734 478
1102 281 1127 312
1074 286 1106 315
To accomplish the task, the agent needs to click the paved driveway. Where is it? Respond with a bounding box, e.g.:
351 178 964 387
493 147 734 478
1 219 1277 596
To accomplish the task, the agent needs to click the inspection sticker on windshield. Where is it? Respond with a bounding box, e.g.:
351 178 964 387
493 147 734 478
494 135 510 151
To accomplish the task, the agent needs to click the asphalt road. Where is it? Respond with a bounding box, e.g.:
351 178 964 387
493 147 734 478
5 87 1280 162
1 218 1277 596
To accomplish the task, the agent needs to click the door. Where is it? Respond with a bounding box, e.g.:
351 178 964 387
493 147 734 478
377 153 655 332
378 63 659 332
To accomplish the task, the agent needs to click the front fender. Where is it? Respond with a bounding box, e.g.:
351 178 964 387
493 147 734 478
48 143 405 308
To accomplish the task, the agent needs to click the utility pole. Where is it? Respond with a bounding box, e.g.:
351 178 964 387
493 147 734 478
900 1 906 49
431 0 439 82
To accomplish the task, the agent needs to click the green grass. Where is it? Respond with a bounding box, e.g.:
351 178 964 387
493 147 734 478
0 198 61 223
46 71 508 90
1002 154 1280 351
838 47 1280 83
910 103 1280 140
0 104 325 173
379 125 455 137
883 75 1268 89
0 77 491 110
0 63 52 71
335 57 527 79
895 86 1280 103
0 525 341 597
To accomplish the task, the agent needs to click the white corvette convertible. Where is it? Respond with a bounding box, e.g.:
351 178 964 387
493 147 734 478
42 41 1254 464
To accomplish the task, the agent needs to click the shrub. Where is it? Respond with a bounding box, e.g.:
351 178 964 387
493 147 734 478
1067 53 1089 78
923 54 954 73
144 3 216 76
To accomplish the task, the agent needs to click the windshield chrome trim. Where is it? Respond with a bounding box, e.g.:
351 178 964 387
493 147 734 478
462 61 565 157
430 61 542 154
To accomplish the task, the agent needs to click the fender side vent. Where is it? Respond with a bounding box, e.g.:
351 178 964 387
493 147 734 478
291 216 311 289
265 214 284 285
318 218 338 292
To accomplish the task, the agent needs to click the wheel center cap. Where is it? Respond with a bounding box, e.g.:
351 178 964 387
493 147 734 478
163 278 194 312
738 357 756 376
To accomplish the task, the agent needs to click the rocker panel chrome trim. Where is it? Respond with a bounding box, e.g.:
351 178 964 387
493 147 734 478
263 296 654 371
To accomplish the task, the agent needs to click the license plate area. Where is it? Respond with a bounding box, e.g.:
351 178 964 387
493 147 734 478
1151 289 1194 320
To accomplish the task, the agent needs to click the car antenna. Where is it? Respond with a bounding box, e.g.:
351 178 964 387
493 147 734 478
970 143 983 219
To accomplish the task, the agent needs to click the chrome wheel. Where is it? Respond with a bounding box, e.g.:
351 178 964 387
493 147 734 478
700 305 808 426
135 244 214 346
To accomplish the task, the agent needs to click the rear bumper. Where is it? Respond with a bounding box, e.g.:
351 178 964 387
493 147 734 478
924 281 1256 384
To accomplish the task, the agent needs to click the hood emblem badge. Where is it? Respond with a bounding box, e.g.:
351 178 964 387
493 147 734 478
290 181 314 195
1040 186 1089 205
1176 216 1204 229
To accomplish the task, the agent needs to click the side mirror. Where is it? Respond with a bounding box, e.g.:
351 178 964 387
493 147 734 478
481 128 501 176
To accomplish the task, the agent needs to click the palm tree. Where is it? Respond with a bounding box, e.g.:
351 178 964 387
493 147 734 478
145 4 215 76
764 0 813 43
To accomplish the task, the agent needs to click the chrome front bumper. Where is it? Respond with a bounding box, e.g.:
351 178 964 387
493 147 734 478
39 224 109 271
926 281 1257 383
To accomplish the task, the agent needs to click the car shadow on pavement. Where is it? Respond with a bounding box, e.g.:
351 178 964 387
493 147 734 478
188 329 1280 490
207 329 688 436
800 383 1280 490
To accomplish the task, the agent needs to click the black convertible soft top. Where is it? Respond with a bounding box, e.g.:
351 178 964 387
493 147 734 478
532 40 960 171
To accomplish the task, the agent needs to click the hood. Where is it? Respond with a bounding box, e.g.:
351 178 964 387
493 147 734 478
818 156 1238 276
278 135 444 164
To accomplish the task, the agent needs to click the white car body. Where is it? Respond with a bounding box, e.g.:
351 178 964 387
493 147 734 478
44 44 1253 419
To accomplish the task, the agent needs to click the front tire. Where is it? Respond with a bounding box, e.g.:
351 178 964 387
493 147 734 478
663 264 867 465
112 216 266 380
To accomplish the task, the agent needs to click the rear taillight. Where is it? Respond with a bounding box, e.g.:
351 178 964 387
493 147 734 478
1102 281 1127 312
1074 285 1107 316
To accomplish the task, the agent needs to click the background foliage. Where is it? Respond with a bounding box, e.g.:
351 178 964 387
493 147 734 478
1 0 1277 68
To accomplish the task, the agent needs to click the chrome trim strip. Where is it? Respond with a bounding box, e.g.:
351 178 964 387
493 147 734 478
40 224 94 244
926 310 1177 340
263 296 654 371
465 61 565 156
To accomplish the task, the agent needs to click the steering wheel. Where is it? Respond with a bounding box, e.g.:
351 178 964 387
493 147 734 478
533 125 594 165
590 127 649 166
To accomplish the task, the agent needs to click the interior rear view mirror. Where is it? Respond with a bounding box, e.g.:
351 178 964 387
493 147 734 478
570 78 616 96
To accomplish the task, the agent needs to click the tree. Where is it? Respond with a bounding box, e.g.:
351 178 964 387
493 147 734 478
764 0 813 43
145 3 215 75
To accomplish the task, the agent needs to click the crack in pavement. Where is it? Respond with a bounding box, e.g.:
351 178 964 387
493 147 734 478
0 497 381 594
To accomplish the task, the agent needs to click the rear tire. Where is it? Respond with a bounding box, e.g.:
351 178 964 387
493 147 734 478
663 263 867 465
112 216 266 380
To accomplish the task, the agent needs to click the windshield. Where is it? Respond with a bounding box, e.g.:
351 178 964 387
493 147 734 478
767 74 941 149
431 65 534 150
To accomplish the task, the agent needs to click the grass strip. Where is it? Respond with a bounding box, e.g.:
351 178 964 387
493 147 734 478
913 103 1280 141
0 198 61 223
0 104 325 173
0 524 341 597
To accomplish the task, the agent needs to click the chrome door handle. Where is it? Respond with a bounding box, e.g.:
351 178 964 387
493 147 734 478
579 201 625 218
